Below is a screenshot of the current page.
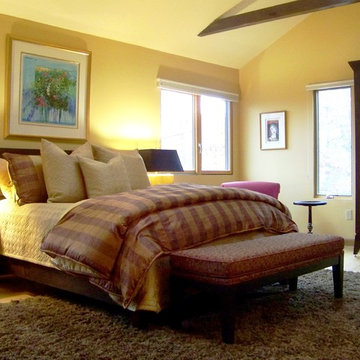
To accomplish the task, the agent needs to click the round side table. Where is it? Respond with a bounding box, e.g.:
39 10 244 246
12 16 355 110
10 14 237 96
293 200 327 234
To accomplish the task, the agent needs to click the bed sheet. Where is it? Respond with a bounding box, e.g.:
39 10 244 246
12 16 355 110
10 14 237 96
0 199 75 267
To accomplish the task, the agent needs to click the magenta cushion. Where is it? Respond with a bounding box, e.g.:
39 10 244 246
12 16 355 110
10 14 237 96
221 181 280 199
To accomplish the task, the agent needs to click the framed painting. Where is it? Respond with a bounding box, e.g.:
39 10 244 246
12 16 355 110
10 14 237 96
4 36 91 140
260 111 286 150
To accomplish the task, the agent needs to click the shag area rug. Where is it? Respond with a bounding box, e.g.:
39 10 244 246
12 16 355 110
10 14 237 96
0 270 359 360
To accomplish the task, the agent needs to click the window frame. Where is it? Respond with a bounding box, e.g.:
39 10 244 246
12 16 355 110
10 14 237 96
195 94 233 175
159 82 235 175
310 80 354 198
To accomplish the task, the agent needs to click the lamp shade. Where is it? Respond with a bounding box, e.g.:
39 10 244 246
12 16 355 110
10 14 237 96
138 149 183 172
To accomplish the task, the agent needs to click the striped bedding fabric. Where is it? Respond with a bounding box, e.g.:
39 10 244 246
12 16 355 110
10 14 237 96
41 183 298 309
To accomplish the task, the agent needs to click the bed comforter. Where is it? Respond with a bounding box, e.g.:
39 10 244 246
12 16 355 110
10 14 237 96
41 183 298 308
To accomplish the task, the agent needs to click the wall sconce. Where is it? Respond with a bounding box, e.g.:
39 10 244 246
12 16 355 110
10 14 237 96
138 149 183 185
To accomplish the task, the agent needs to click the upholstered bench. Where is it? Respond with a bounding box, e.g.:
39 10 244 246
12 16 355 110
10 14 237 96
170 233 344 344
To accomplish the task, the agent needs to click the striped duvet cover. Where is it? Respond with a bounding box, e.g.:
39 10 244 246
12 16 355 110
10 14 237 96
41 183 298 309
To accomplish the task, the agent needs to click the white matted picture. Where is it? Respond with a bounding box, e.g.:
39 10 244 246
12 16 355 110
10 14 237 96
5 36 91 140
260 111 286 150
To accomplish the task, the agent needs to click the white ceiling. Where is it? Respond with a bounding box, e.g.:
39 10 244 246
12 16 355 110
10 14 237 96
0 0 311 68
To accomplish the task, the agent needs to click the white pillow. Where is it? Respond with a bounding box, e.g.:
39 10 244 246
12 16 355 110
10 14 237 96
41 139 93 203
92 144 150 190
78 156 131 198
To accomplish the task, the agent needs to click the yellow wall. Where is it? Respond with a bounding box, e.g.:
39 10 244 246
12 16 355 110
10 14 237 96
238 4 360 240
0 14 240 185
3 6 360 239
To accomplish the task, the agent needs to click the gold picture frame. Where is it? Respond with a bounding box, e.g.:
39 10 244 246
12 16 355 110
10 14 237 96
4 36 91 140
260 111 286 150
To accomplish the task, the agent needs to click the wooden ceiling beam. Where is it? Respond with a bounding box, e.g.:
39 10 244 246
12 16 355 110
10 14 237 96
198 0 360 36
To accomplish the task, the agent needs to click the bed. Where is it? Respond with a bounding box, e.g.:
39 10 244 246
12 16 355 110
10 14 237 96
0 140 298 313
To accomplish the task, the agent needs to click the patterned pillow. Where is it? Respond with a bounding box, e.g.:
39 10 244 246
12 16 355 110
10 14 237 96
41 139 94 203
92 144 150 190
2 153 47 205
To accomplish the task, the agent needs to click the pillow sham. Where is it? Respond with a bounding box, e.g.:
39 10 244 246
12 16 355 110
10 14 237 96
92 144 138 162
2 153 47 205
78 156 131 198
120 152 151 190
41 139 93 203
92 144 150 190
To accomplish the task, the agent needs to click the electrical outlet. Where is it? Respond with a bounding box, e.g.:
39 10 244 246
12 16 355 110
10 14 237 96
345 209 353 221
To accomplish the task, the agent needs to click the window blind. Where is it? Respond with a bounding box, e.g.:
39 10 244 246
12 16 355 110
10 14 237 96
157 78 239 102
306 80 353 91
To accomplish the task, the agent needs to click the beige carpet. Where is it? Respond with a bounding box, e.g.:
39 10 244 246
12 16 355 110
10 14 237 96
0 270 359 360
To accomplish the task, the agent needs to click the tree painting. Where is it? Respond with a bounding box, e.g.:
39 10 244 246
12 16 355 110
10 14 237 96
21 54 78 126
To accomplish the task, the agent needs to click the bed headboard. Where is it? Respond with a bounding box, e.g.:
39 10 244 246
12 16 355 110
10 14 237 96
0 148 41 156
0 148 71 157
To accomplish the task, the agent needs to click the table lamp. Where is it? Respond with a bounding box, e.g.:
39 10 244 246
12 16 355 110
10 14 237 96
138 149 183 185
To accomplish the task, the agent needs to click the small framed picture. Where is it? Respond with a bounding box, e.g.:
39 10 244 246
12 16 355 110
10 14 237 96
260 111 286 150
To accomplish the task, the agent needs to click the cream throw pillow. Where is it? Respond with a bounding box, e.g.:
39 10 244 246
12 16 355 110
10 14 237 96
121 153 151 190
41 139 94 203
92 144 138 162
78 156 131 198
92 144 150 190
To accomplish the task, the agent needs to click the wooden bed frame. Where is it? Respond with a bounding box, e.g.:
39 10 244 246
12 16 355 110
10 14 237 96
0 255 115 304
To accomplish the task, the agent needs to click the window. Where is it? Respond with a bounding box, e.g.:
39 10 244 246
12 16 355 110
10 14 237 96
200 96 230 172
160 87 233 174
314 85 352 197
160 90 195 171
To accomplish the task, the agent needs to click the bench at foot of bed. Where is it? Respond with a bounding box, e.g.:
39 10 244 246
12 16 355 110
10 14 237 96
170 232 344 344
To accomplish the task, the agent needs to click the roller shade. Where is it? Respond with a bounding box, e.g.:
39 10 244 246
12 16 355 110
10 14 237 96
306 80 353 91
157 78 239 102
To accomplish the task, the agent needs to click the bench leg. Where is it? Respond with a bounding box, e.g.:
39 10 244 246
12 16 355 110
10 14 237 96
332 253 344 298
220 288 236 344
288 277 298 291
130 310 151 329
169 277 187 328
